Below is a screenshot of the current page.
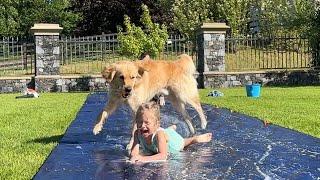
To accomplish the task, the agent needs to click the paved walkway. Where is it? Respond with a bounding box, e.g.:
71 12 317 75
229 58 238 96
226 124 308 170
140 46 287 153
34 92 320 179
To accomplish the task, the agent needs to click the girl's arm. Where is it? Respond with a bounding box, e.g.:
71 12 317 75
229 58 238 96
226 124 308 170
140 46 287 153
136 130 168 162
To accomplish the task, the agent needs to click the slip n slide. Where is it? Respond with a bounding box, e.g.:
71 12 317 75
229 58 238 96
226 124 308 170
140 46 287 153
33 93 320 179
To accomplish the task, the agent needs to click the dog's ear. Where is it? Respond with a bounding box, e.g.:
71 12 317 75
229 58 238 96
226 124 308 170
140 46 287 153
102 65 116 83
141 54 150 61
137 66 148 78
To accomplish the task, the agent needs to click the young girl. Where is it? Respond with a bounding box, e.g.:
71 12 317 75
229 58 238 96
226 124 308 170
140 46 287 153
130 102 212 163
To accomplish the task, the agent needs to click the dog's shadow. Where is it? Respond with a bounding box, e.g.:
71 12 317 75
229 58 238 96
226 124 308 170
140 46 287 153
28 134 64 144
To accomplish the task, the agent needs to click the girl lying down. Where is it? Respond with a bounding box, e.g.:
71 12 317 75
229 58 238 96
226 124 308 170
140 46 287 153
130 102 212 163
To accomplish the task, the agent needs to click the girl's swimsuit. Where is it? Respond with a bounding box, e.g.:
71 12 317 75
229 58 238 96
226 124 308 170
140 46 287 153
137 127 184 155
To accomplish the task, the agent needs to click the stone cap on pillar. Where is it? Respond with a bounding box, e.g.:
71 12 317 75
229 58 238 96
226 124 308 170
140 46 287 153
31 23 63 35
197 22 230 34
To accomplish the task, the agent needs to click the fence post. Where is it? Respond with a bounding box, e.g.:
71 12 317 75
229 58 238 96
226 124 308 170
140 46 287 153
30 23 63 91
22 43 27 70
196 23 229 88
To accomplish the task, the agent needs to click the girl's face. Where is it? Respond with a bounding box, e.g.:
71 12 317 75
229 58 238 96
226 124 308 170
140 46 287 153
137 110 158 138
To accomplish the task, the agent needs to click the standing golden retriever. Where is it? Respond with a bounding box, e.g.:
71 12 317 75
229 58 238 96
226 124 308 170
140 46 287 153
93 54 207 149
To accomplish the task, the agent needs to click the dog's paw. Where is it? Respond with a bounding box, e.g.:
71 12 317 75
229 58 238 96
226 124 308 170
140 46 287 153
189 126 195 135
126 143 133 152
159 96 165 106
93 124 103 135
201 121 207 129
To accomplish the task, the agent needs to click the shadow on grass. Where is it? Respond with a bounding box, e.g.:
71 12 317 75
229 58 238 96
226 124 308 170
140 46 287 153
29 134 64 144
265 71 320 87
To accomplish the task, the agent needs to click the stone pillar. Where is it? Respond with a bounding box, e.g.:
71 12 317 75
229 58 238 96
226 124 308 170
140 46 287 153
31 23 63 76
196 23 229 87
30 24 63 91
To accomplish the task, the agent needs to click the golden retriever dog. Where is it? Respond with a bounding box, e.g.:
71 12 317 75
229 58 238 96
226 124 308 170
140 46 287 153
93 54 207 149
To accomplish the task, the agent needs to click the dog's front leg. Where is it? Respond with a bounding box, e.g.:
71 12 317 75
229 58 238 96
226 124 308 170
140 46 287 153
126 119 137 152
126 106 139 152
93 98 120 135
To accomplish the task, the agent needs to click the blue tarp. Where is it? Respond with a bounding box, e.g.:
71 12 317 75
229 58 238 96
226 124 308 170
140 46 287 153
33 92 320 179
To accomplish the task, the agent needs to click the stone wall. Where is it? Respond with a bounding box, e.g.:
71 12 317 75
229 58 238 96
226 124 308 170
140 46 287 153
0 75 107 93
0 77 34 93
1 70 319 93
203 70 320 88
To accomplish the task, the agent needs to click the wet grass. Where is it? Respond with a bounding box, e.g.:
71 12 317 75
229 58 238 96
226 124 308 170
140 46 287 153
199 86 320 138
0 93 88 180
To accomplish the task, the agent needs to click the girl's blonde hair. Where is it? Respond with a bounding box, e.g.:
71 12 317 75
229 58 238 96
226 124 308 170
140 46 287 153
135 102 160 125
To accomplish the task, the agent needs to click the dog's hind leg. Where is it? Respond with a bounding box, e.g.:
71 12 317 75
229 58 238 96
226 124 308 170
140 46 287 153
177 77 207 129
186 96 207 129
168 95 195 135
93 97 120 135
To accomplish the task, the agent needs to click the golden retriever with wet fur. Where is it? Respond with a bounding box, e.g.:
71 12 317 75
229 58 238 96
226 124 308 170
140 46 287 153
93 54 207 149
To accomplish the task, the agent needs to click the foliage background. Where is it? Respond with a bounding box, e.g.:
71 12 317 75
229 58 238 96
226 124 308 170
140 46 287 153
0 0 319 63
0 0 81 36
117 4 168 58
0 0 318 38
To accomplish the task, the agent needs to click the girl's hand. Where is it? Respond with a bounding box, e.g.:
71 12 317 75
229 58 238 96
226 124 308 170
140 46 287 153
130 155 143 163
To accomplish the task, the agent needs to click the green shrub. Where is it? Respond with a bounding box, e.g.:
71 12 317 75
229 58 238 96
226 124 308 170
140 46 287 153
117 4 168 58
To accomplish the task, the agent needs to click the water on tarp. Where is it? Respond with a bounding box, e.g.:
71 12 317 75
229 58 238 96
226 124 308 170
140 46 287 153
93 146 218 180
91 98 215 179
33 93 320 180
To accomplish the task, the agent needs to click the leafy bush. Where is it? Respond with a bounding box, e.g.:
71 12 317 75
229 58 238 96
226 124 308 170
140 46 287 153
118 4 168 58
173 0 209 40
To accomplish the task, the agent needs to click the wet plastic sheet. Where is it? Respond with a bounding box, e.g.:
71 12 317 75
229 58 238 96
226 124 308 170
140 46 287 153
34 92 320 179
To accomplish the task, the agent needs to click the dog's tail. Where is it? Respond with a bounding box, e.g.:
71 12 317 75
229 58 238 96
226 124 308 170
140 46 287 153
177 54 196 75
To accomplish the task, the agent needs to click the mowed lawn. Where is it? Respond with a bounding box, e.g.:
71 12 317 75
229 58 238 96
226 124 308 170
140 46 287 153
199 86 320 138
0 93 88 180
0 86 319 179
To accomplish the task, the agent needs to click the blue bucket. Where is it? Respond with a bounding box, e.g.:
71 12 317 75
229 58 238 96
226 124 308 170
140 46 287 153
246 84 261 97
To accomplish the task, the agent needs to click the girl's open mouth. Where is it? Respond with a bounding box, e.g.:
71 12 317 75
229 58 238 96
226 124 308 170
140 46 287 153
140 129 149 135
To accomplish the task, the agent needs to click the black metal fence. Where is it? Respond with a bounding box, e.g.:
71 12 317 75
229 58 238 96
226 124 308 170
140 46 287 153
0 37 35 76
0 33 317 76
59 34 194 74
59 33 119 75
225 35 313 71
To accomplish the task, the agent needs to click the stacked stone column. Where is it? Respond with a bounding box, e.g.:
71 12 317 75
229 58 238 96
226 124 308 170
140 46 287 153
31 23 63 91
196 23 229 88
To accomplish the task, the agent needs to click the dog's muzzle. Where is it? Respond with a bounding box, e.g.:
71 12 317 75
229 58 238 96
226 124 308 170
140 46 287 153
122 87 132 98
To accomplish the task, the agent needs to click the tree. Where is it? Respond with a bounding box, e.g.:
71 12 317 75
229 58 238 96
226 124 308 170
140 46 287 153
0 0 81 37
118 4 168 58
70 0 172 36
216 0 251 36
173 0 210 39
17 0 81 36
155 0 175 31
0 0 19 36
40 0 82 35
282 0 315 35
258 0 316 36
164 0 249 37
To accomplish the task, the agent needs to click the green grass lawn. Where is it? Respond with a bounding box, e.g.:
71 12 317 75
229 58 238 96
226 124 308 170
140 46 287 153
0 93 88 180
0 87 319 179
199 86 320 138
